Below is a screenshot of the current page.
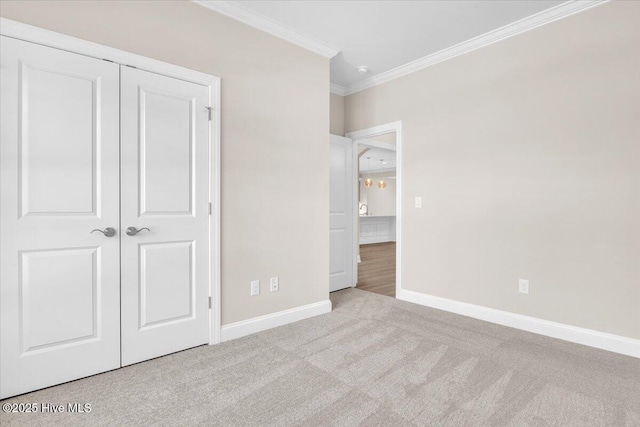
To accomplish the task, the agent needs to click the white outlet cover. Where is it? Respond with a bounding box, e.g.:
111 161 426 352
251 280 260 296
519 279 529 294
415 197 422 208
270 277 279 292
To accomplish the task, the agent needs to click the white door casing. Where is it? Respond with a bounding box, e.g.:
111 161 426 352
346 122 403 298
0 36 121 399
329 134 356 292
119 66 211 366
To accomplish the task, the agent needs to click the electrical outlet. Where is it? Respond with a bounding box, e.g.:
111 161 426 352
519 279 529 294
251 280 260 296
270 277 279 292
415 197 422 208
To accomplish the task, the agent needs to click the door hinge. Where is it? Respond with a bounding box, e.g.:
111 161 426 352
208 296 212 309
205 106 213 121
209 202 212 215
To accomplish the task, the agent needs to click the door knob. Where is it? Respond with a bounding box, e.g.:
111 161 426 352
91 227 116 237
126 226 150 236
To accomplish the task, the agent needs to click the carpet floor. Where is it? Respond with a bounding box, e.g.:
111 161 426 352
2 288 639 426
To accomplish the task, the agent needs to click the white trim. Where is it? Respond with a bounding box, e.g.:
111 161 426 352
357 139 396 152
351 136 359 287
360 236 396 245
346 122 403 141
193 0 340 59
220 300 332 342
398 289 640 358
342 0 608 95
209 79 222 345
0 17 223 346
330 83 347 96
346 122 403 298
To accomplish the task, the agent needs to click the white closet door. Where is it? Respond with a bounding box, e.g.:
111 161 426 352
120 66 210 366
330 135 356 292
0 37 121 399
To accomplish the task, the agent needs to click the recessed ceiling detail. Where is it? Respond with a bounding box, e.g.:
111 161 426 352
359 148 396 173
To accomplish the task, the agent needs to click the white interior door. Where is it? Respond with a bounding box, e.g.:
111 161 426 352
120 66 210 366
330 134 356 292
0 37 121 398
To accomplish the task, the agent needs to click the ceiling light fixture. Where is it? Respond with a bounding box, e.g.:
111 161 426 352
357 66 369 74
364 156 373 187
378 167 387 189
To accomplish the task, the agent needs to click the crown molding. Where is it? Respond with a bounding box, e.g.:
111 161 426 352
330 83 347 96
193 0 340 59
342 0 608 96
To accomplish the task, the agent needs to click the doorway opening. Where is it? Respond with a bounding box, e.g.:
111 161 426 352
347 122 402 298
357 136 396 296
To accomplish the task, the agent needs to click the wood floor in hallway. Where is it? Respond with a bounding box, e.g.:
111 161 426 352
357 242 396 297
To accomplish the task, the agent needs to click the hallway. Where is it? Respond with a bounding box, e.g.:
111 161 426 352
356 242 396 297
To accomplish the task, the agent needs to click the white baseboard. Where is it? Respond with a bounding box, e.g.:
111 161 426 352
360 237 396 245
220 300 332 342
397 289 640 358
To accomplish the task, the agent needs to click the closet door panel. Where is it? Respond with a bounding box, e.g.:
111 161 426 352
120 66 210 366
0 36 121 399
139 89 194 215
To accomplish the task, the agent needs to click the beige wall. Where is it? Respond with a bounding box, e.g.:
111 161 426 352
367 133 396 145
345 2 640 339
0 0 330 325
330 92 345 136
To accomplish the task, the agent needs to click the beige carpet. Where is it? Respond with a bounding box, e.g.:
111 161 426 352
2 288 639 426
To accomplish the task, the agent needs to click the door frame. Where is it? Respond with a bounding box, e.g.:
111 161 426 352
346 121 403 297
0 17 222 345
